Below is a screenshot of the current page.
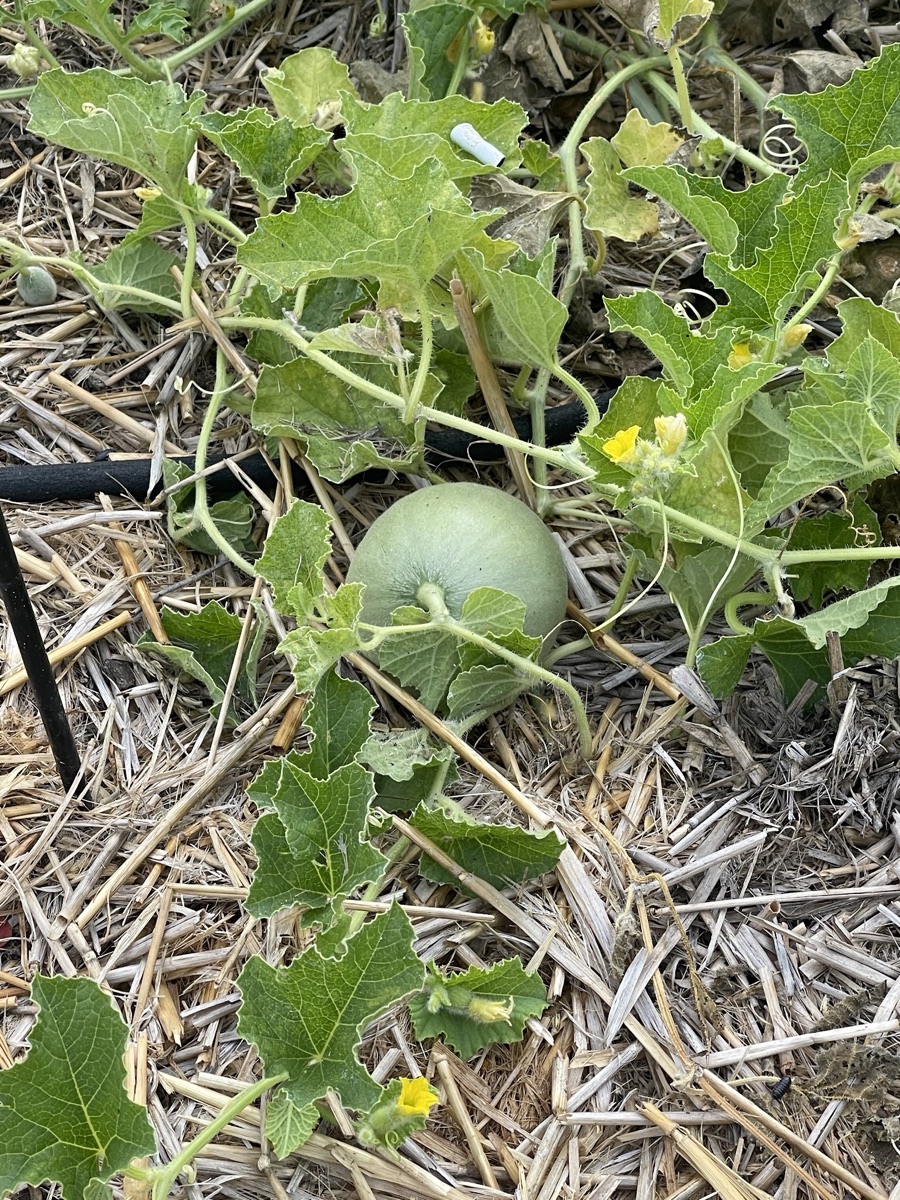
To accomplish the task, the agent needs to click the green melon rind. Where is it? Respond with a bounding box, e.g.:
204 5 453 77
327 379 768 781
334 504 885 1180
345 483 568 639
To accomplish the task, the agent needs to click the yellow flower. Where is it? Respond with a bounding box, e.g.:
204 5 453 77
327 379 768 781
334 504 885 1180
602 425 641 465
654 413 687 456
467 995 515 1025
781 323 812 351
727 342 755 369
135 187 161 201
396 1077 440 1118
471 18 495 54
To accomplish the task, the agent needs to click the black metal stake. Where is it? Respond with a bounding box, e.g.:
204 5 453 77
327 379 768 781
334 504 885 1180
0 503 84 794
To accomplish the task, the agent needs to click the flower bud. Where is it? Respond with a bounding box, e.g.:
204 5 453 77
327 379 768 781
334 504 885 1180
9 44 42 78
654 413 687 456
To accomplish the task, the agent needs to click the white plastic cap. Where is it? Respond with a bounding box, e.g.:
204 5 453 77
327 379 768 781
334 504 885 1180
450 123 505 167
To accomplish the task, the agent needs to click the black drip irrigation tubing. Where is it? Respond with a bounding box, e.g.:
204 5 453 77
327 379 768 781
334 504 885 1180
0 393 613 503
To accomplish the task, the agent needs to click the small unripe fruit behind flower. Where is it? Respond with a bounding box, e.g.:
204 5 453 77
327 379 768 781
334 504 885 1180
346 482 568 640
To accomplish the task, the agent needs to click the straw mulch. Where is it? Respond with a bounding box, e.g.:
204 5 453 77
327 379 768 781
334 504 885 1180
1 3 900 1198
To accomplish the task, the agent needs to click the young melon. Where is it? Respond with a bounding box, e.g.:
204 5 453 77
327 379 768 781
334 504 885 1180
16 266 57 306
345 482 568 638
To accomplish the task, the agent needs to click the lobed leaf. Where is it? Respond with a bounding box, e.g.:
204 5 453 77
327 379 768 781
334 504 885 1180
0 976 155 1200
237 905 424 1112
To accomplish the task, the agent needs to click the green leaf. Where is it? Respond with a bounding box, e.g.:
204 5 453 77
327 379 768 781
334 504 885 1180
446 662 530 717
300 669 376 780
237 153 491 293
653 0 713 46
251 356 428 482
786 497 879 607
265 1091 319 1159
705 173 850 331
748 399 898 532
246 760 386 919
698 579 900 701
582 137 658 243
605 291 735 394
261 47 356 126
162 459 257 557
456 246 567 369
340 92 526 178
623 166 788 265
379 606 460 711
138 601 264 719
628 535 761 634
256 498 333 619
772 44 900 195
410 801 563 890
408 958 547 1058
193 109 327 203
279 584 365 694
125 0 189 41
28 69 202 199
0 975 155 1199
361 729 458 812
82 239 180 313
237 904 425 1112
402 3 471 99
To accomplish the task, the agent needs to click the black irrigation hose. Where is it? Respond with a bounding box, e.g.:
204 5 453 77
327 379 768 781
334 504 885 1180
0 391 615 504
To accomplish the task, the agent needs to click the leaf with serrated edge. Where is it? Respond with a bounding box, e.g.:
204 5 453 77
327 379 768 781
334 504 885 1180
279 587 365 695
193 110 327 202
582 137 658 243
237 153 491 293
261 47 355 126
85 240 180 313
0 975 155 1199
379 606 460 712
266 1092 319 1159
447 662 529 717
411 801 563 890
340 91 526 177
611 110 684 167
246 760 385 919
300 670 376 780
408 959 548 1058
257 498 332 619
748 400 898 532
138 601 262 718
623 166 788 265
772 44 900 194
237 904 424 1112
456 247 567 369
402 2 471 99
705 173 849 331
28 69 202 199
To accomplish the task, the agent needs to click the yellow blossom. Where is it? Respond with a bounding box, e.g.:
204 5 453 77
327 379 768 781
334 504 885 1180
467 995 515 1025
781 323 812 351
396 1077 440 1117
727 342 755 369
134 187 161 201
471 18 495 53
654 413 687 456
602 425 641 465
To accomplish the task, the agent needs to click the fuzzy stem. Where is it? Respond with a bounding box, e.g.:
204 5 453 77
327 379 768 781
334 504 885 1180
364 618 593 758
185 349 258 575
221 316 594 477
146 1073 287 1199
160 0 275 73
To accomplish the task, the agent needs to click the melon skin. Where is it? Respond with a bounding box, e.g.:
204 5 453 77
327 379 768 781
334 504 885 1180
345 483 568 639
